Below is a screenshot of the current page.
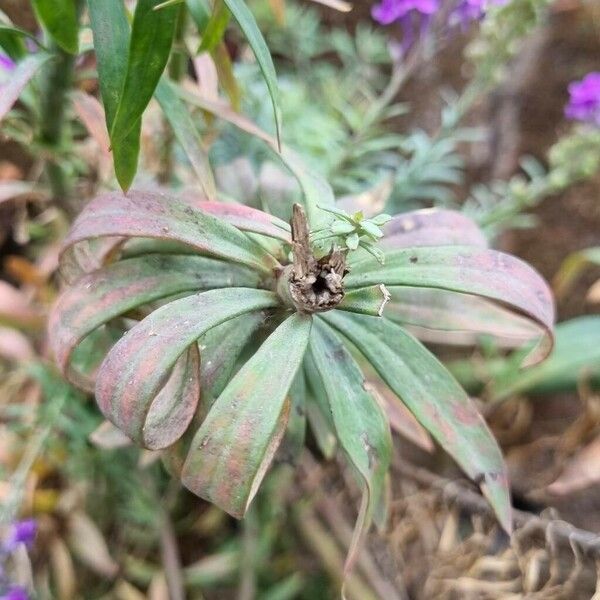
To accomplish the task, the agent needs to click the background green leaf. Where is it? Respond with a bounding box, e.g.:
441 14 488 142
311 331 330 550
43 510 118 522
32 0 79 54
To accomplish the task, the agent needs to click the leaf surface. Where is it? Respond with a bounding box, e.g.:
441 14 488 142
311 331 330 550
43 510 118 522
309 318 391 573
182 313 311 516
324 311 512 532
347 245 555 365
50 254 260 390
32 0 78 53
95 288 279 447
61 190 279 273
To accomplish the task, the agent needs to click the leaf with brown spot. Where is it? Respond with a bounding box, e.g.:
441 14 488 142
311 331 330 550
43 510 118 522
181 313 312 517
95 288 279 448
347 245 554 366
309 318 391 575
323 311 512 533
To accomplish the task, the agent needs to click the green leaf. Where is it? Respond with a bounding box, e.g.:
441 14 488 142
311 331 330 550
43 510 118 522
309 318 391 574
95 288 280 448
220 0 282 148
338 285 390 317
324 311 512 533
0 53 51 122
176 89 334 226
87 0 141 190
182 313 312 517
0 24 46 57
347 245 555 366
60 190 280 274
155 78 217 200
198 0 230 53
49 254 260 390
186 0 211 30
110 0 179 145
491 316 600 400
32 0 78 54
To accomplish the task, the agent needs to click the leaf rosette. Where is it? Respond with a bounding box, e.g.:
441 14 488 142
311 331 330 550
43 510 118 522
49 189 555 556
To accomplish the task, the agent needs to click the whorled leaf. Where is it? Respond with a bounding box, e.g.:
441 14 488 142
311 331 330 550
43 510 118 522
323 311 512 533
95 288 279 448
60 190 280 274
385 287 541 348
49 254 260 390
309 318 392 575
347 245 555 366
381 208 488 249
181 313 312 517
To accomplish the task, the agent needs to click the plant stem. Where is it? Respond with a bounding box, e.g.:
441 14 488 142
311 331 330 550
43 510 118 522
38 40 76 214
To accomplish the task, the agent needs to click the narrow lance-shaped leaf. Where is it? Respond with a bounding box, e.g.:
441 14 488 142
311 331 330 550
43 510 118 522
95 288 280 448
87 0 141 190
347 245 555 366
49 254 260 390
182 314 312 517
0 53 51 123
309 318 392 576
110 0 178 145
198 0 230 52
385 287 541 348
220 0 282 147
32 0 78 54
323 311 512 533
155 78 217 200
60 190 280 274
177 89 334 225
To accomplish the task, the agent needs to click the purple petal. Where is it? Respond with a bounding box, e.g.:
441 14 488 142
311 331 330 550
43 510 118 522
0 54 15 72
0 587 29 600
3 519 36 552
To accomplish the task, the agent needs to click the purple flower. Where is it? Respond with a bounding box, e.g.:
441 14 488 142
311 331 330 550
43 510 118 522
0 586 29 600
565 72 600 127
372 0 439 25
0 54 15 72
451 0 506 26
2 520 36 553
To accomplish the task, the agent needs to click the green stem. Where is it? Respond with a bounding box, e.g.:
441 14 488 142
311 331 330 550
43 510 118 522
38 41 76 213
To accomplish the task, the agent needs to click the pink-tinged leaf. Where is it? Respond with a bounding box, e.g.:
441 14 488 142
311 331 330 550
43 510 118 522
363 378 434 453
381 209 487 249
95 288 279 448
181 314 312 517
50 254 260 391
338 284 390 317
71 90 111 154
59 237 125 284
61 190 280 275
193 52 219 102
323 311 512 533
0 53 51 122
309 318 392 575
182 197 291 242
385 287 541 348
347 245 555 366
